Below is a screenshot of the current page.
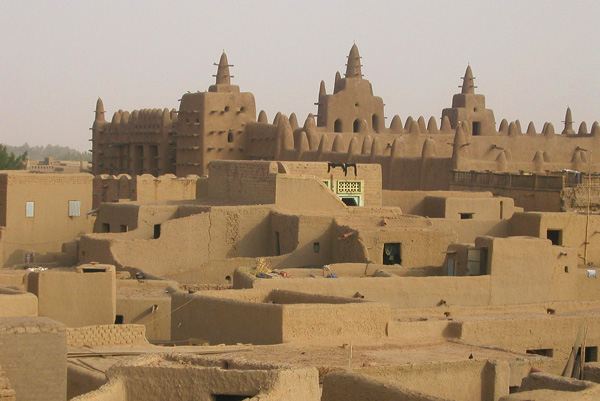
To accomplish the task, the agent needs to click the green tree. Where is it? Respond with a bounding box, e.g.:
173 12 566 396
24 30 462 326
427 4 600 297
0 145 27 170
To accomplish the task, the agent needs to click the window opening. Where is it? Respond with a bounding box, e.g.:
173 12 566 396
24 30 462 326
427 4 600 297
227 132 234 143
383 243 401 265
467 247 488 275
153 224 161 239
212 396 252 401
341 197 359 206
353 119 360 133
114 315 124 324
25 201 35 218
547 230 562 246
101 223 110 233
472 121 481 136
68 200 81 217
120 225 128 232
586 346 598 362
526 349 553 357
460 213 473 219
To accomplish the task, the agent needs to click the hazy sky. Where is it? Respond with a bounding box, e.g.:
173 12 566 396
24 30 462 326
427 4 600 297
1 1 599 152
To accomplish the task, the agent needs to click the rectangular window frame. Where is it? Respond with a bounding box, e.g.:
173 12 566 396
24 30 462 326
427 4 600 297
25 201 35 218
68 200 81 217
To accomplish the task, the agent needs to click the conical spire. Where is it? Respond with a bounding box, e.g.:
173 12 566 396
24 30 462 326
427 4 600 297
562 107 575 135
319 80 326 98
345 44 363 79
460 65 475 95
215 52 231 85
95 97 105 122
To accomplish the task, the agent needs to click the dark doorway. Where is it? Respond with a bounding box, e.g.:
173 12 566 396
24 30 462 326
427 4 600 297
472 121 481 136
547 230 562 246
383 243 402 265
153 224 161 239
334 119 342 132
275 231 281 256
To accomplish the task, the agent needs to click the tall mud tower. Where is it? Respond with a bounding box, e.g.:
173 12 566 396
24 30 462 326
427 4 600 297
175 52 257 176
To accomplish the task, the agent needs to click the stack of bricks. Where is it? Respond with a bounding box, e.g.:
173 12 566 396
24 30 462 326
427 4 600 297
0 366 15 401
67 324 148 348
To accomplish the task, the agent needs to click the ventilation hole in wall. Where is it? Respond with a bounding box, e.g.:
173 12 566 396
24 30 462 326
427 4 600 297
313 242 320 253
526 349 553 357
564 266 569 273
239 107 245 112
224 106 230 112
225 275 231 282
546 308 555 315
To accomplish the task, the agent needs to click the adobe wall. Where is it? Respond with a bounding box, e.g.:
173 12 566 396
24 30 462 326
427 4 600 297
0 172 93 267
77 354 320 401
501 371 600 400
425 196 515 220
449 184 563 212
455 312 600 361
92 202 179 236
476 236 579 305
279 161 383 206
91 206 273 277
333 223 456 268
71 378 126 401
27 266 116 327
93 174 199 208
431 219 509 243
322 370 444 401
275 175 347 211
0 317 67 401
116 279 175 341
208 160 277 205
93 174 134 209
345 360 511 401
0 287 38 317
382 190 492 216
68 361 110 400
271 212 335 266
67 324 148 348
509 212 600 265
171 289 283 345
234 271 491 309
171 289 389 345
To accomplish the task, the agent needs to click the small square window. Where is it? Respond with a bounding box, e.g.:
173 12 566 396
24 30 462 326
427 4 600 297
68 200 81 217
25 201 35 218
